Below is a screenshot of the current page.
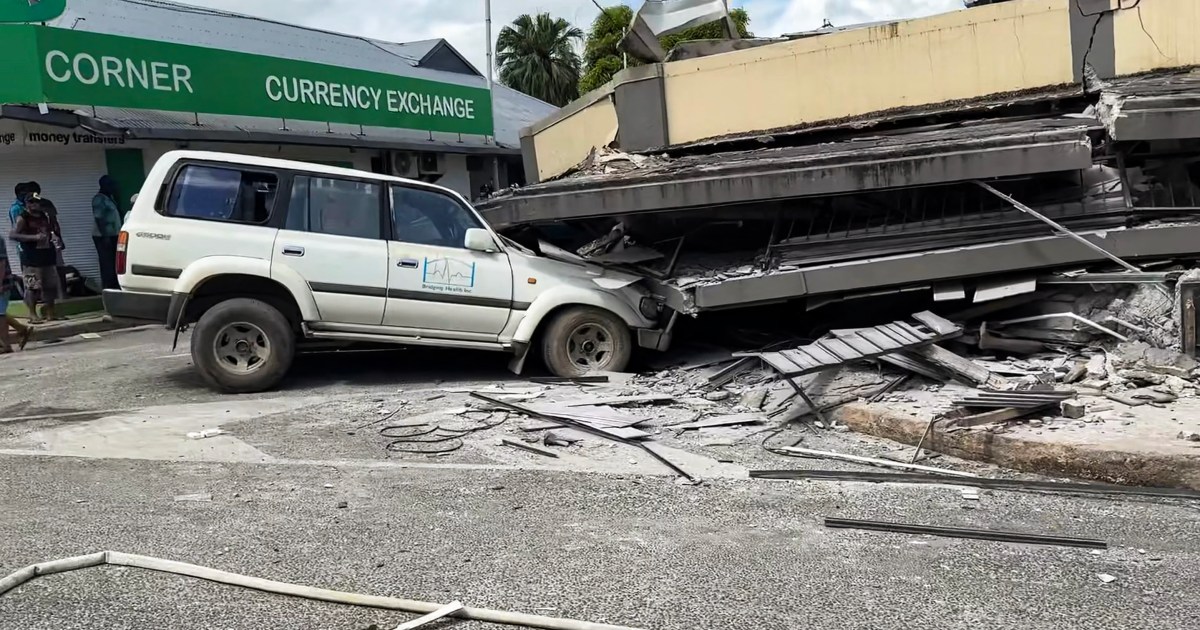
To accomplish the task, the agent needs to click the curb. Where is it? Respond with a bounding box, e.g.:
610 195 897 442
835 403 1200 491
25 315 147 344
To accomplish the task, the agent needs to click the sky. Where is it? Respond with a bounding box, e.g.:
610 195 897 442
180 0 965 76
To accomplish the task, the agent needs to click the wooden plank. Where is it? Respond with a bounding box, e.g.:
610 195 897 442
817 339 860 361
896 321 934 341
859 329 904 352
780 349 819 370
905 344 1004 388
879 324 919 345
760 353 805 375
838 333 882 356
952 406 1051 428
803 344 843 366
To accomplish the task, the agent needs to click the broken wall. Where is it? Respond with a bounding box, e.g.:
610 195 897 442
662 0 1074 146
1112 0 1200 75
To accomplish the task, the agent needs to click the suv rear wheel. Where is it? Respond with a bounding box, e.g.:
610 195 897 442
541 307 632 377
191 298 295 393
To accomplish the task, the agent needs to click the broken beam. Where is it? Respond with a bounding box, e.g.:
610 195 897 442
904 344 1006 388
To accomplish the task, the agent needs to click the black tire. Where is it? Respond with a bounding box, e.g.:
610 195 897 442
190 298 295 394
541 306 633 377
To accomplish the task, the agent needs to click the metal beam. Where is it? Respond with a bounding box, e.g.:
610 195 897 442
751 469 1200 500
824 517 1108 549
975 181 1143 275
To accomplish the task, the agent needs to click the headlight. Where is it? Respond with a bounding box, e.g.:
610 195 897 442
639 297 663 320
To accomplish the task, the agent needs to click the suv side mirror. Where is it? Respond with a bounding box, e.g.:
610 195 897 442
464 228 499 253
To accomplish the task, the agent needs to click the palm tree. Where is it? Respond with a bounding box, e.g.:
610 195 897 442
496 13 584 107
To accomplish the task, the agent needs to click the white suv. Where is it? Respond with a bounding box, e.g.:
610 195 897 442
104 151 670 393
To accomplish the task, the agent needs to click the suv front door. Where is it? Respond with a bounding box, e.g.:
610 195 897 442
273 175 388 325
383 184 514 339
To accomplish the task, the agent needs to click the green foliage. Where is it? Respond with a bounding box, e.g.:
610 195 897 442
579 6 753 94
496 13 585 107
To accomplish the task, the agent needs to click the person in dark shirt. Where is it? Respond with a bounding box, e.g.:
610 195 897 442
9 196 60 323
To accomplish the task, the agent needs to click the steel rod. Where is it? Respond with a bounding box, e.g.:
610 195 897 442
824 517 1108 549
750 469 1200 500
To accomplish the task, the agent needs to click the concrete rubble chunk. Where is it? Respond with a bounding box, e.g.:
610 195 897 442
704 390 732 402
1143 348 1200 379
1178 431 1200 442
739 388 768 410
1060 400 1087 419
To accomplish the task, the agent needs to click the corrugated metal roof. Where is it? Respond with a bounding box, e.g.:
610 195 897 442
43 0 554 148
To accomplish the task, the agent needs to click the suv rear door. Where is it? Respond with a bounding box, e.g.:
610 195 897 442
273 174 389 325
135 162 282 290
382 184 514 338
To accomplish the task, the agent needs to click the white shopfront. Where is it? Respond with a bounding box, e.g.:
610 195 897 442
1 118 483 285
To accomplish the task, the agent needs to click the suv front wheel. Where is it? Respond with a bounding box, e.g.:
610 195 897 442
191 298 295 393
541 306 632 377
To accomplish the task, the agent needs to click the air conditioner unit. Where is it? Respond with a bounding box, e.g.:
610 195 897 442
418 152 445 176
391 152 418 178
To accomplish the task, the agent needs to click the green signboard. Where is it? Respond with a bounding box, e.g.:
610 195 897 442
0 24 495 136
0 0 66 23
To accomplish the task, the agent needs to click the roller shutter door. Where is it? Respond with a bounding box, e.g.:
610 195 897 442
0 149 107 283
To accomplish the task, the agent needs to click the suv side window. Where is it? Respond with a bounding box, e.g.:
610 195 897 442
166 165 278 223
390 185 483 249
287 176 382 239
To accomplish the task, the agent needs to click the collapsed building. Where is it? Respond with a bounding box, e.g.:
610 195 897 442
479 0 1200 354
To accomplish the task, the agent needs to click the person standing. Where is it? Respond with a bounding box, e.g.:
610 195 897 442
0 234 34 353
9 197 60 323
9 182 29 227
92 176 122 290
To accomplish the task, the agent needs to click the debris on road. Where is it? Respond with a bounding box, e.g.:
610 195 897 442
173 493 213 502
501 438 560 459
777 446 978 478
1097 573 1118 584
185 428 226 440
825 517 1108 549
676 414 765 430
392 601 465 630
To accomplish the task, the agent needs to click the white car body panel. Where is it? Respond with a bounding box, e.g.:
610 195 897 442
113 150 661 356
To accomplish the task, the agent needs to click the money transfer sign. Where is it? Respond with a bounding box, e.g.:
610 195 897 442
0 25 495 136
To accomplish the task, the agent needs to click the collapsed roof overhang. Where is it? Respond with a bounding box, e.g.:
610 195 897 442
481 117 1099 226
680 223 1200 312
1100 71 1200 142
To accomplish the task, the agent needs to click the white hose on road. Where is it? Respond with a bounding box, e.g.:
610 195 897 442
0 551 649 630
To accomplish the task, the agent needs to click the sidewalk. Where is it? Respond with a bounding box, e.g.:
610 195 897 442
835 399 1200 490
7 297 148 345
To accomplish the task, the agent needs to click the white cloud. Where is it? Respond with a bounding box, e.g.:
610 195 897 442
179 0 966 73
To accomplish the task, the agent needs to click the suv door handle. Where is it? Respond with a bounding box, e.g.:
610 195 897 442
282 246 305 257
397 259 419 269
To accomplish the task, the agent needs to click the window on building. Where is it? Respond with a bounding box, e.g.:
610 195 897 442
390 185 482 248
287 176 383 240
166 165 278 223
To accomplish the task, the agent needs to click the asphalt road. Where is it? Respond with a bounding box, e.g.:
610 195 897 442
2 330 1199 630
